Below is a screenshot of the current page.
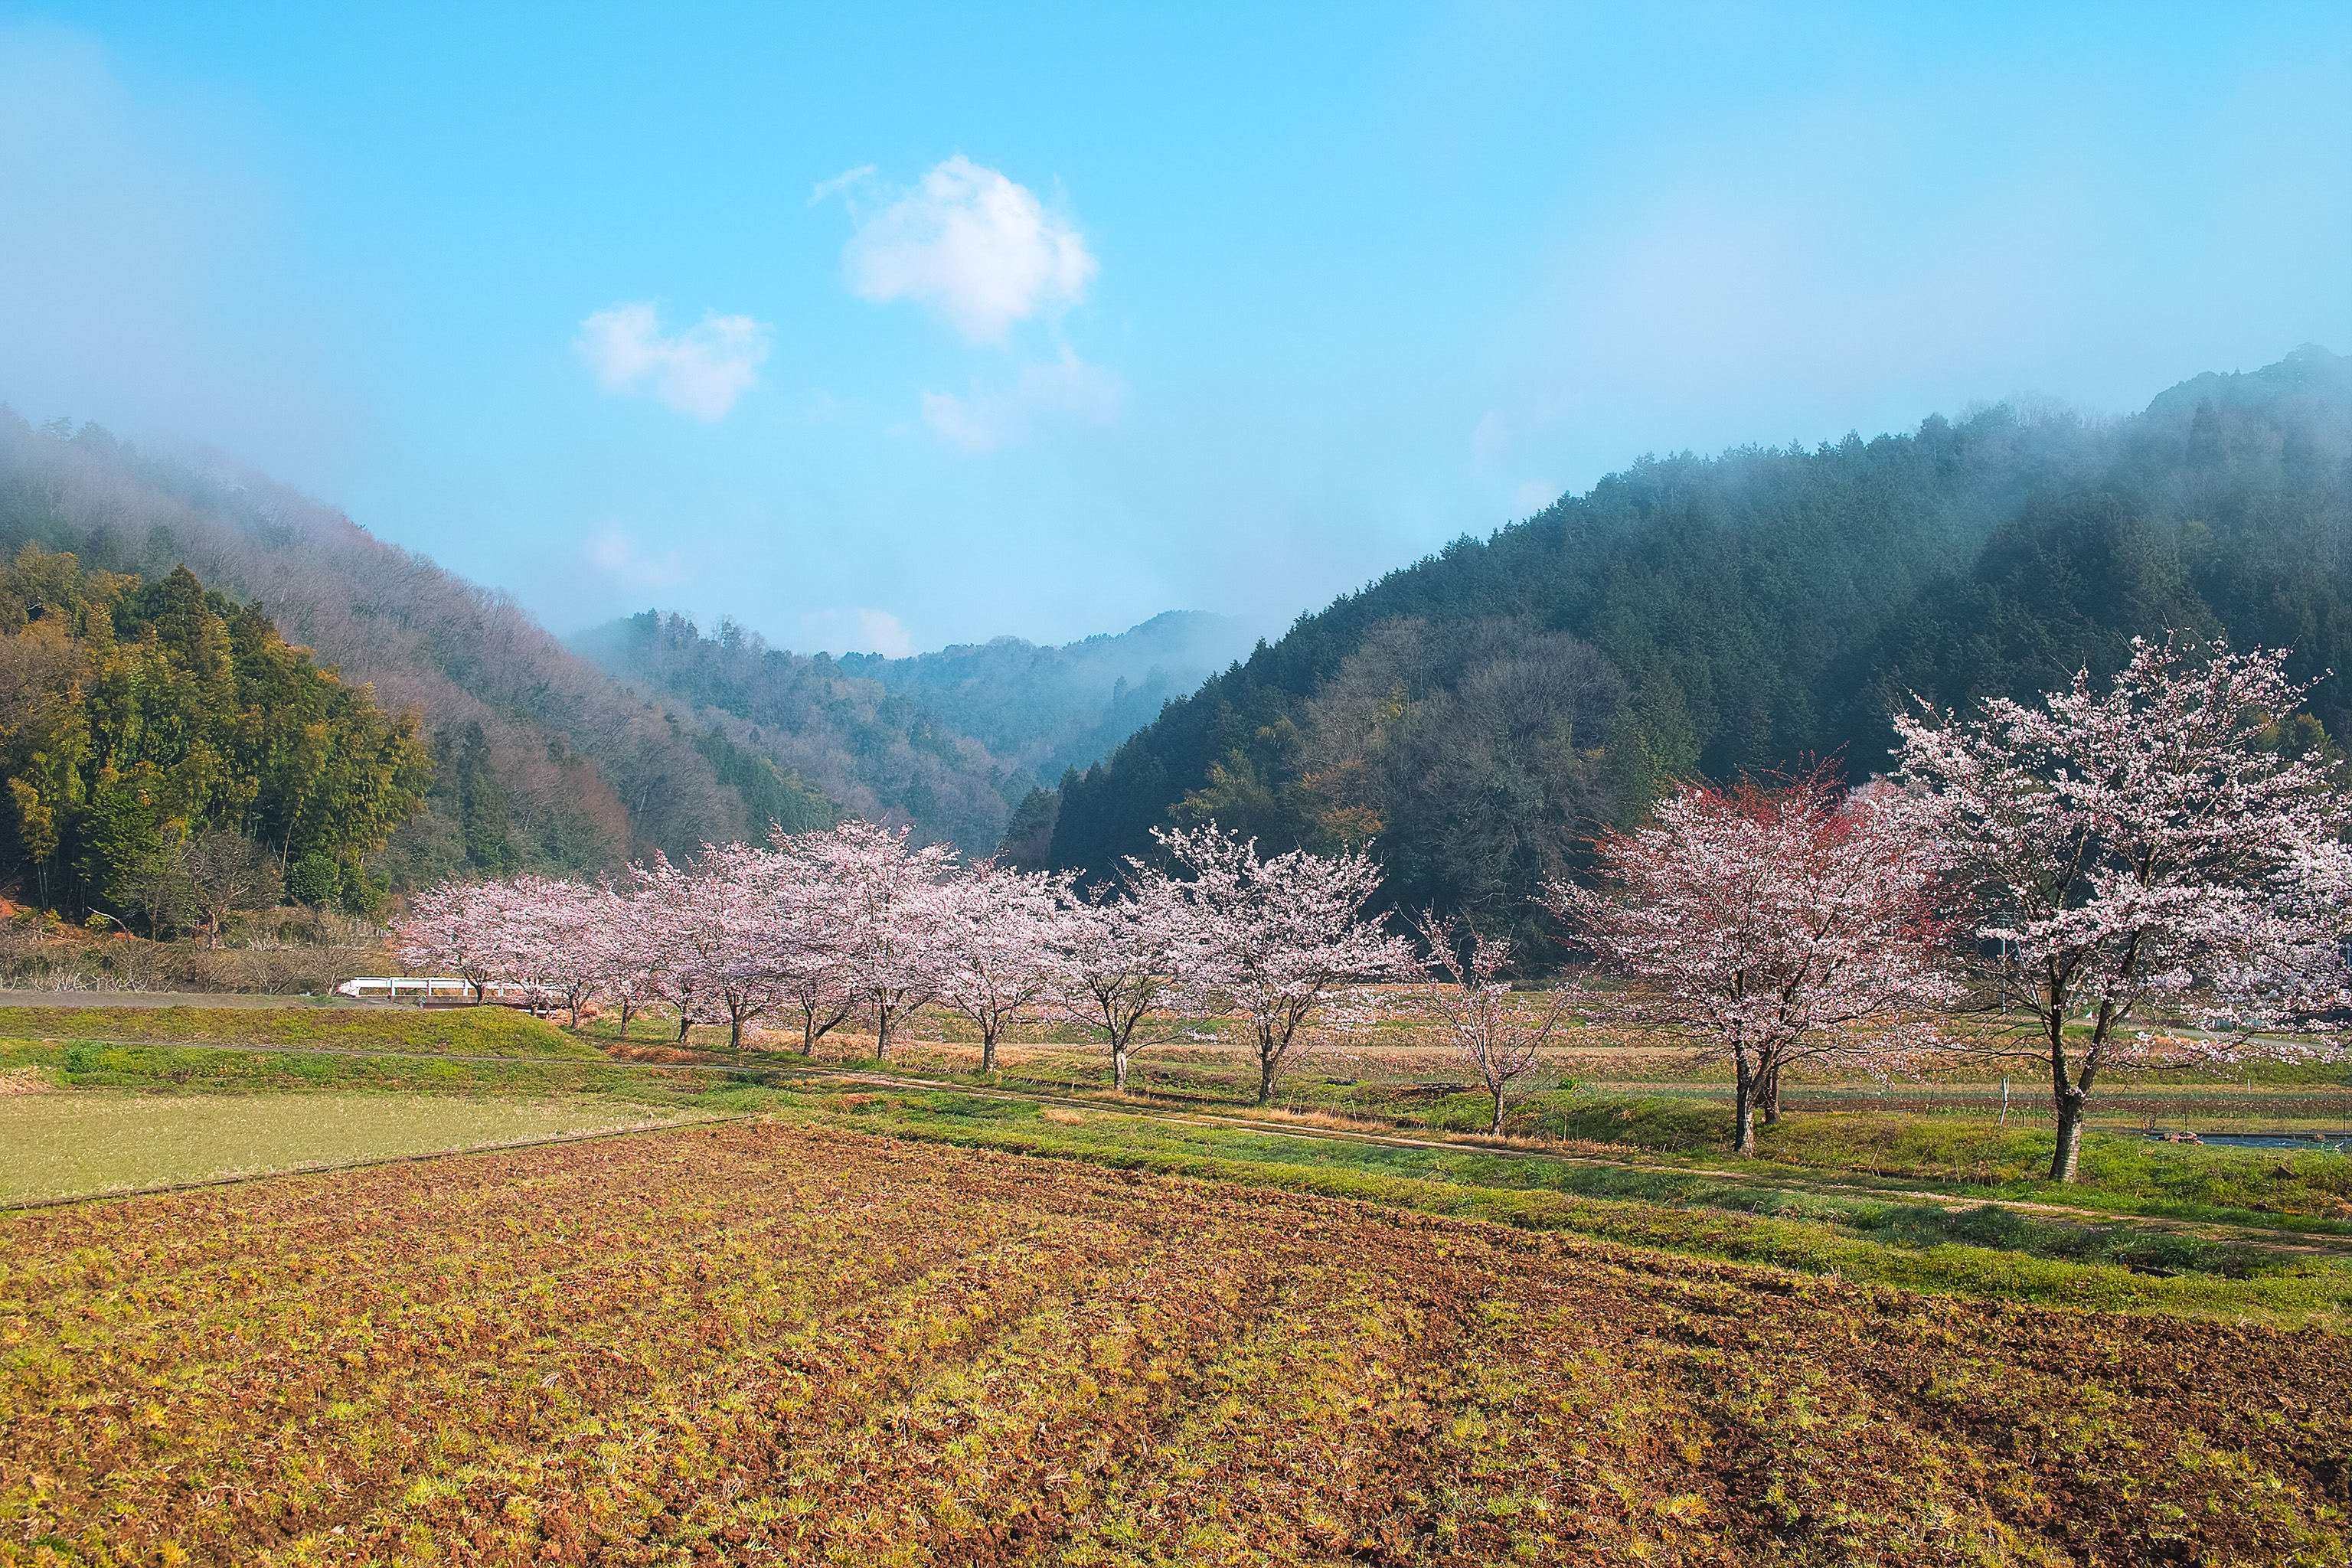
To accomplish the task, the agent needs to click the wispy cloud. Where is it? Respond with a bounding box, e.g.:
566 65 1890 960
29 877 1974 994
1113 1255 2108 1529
797 606 912 658
575 302 769 419
920 349 1124 452
808 164 875 206
841 155 1096 344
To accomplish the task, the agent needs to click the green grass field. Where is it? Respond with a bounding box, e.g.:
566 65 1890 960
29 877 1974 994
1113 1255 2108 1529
0 1002 593 1057
0 1089 713 1204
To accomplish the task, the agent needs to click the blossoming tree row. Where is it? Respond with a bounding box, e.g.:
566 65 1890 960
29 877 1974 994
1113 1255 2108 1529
397 819 1419 1104
399 636 2352 1180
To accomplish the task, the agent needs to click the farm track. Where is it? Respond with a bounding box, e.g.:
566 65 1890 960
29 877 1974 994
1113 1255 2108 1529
3 1121 2347 1566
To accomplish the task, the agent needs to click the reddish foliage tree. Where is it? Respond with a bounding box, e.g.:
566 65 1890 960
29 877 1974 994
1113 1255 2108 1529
1545 766 1957 1156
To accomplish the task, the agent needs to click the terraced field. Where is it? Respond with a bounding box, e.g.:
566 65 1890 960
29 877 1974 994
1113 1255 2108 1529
5 1122 2347 1566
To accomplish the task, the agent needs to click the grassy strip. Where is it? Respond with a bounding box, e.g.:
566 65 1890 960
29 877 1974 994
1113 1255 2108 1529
936 1068 2352 1228
801 1089 2352 1325
0 1039 763 1104
0 1003 596 1058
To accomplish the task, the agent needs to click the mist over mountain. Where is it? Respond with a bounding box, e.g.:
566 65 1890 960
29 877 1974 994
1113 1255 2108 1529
1048 346 2352 928
570 609 1256 854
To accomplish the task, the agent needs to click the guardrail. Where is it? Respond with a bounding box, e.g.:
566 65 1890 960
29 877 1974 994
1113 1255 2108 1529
334 977 545 1009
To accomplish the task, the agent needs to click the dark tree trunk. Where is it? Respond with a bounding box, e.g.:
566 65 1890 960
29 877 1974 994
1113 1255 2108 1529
2045 1005 2092 1183
1732 1045 1758 1156
982 1027 998 1074
1490 1083 1506 1135
1759 1060 1783 1124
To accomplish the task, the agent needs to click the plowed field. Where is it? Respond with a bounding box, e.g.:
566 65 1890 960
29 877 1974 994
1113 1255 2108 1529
4 1122 2347 1566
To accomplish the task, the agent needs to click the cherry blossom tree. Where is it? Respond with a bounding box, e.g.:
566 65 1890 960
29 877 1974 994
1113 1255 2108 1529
938 861 1070 1073
500 877 606 1025
627 854 734 1044
585 883 655 1037
635 843 822 1057
1047 865 1194 1093
1545 767 1958 1157
395 880 520 1000
1413 910 1573 1135
1895 637 2352 1181
793 821 956 1062
1163 823 1415 1106
765 829 859 1056
394 881 484 997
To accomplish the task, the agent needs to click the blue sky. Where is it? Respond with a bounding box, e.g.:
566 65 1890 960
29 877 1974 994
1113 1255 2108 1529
2 4 2347 655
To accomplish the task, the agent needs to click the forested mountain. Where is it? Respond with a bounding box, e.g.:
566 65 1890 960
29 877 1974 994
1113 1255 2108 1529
570 609 1252 854
0 553 431 922
0 414 779 893
1049 346 2352 927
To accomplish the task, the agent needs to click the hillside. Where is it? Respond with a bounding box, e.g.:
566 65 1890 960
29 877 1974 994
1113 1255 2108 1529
0 415 768 891
571 608 1253 854
1048 345 2352 924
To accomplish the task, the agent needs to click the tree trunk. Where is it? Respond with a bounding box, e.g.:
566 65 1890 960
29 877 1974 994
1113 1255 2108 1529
1490 1083 1506 1135
1732 1046 1757 1156
677 1012 691 1043
802 1013 817 1057
1759 1060 1783 1125
729 1014 743 1061
2045 1006 2088 1183
982 1027 998 1075
617 996 634 1036
875 1008 893 1063
2050 1089 2087 1181
1113 1040 1129 1092
1257 1050 1276 1106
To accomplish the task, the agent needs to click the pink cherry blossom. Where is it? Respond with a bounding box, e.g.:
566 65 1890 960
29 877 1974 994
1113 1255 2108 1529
1894 635 2352 1181
1158 822 1416 1106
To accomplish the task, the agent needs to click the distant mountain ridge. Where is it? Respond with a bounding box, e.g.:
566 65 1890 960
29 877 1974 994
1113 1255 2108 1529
569 609 1256 853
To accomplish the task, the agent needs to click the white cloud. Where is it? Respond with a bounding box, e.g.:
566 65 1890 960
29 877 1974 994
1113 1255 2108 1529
576 302 769 419
843 155 1096 344
920 350 1124 452
797 606 912 658
583 522 687 587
